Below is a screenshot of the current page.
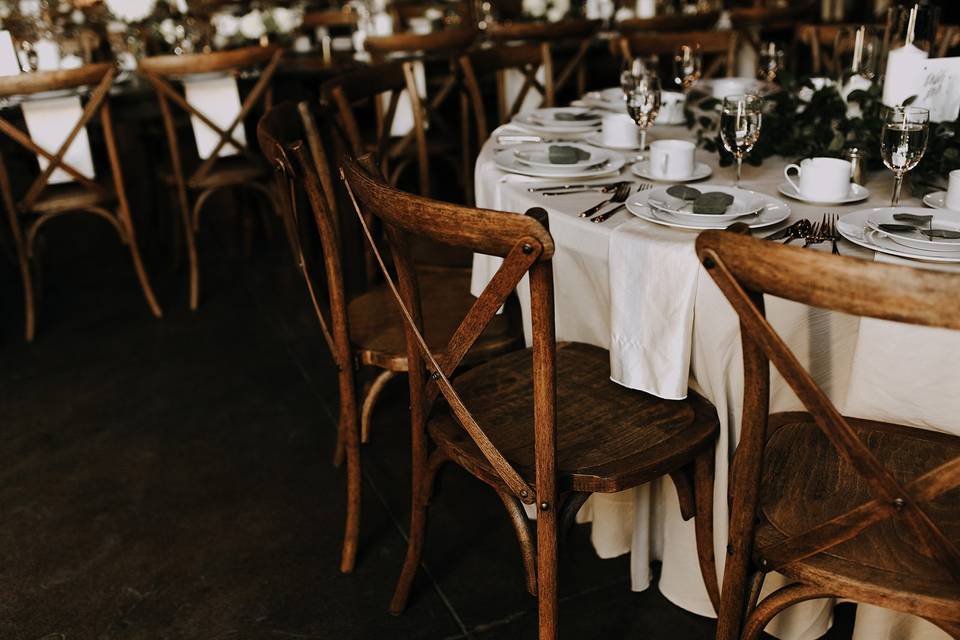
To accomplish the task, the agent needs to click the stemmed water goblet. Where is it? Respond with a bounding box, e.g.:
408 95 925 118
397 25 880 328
620 58 661 160
673 44 702 91
719 94 763 187
880 105 929 206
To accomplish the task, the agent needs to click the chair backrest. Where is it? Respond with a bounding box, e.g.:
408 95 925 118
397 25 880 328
387 0 468 31
0 63 119 215
460 42 552 143
320 60 433 196
363 26 477 62
619 30 737 78
487 18 599 99
340 151 555 510
258 100 354 386
139 45 282 190
302 8 358 30
617 11 720 35
695 229 960 582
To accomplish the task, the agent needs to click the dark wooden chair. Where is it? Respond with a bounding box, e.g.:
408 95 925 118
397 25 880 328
257 101 524 573
619 30 738 79
729 2 816 66
487 18 600 100
341 152 721 640
139 45 285 311
695 230 960 640
0 63 162 341
617 11 721 35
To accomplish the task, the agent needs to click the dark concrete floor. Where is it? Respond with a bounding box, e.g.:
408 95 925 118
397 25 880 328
0 213 855 639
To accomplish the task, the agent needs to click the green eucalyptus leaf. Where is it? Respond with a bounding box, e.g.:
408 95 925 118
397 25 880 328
918 228 960 239
666 185 701 201
892 213 933 224
547 145 591 164
692 192 734 214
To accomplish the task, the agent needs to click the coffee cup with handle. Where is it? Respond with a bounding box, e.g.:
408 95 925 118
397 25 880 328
784 157 852 201
649 139 696 180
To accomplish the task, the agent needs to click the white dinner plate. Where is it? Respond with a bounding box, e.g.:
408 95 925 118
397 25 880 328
922 190 960 211
861 207 960 252
837 208 960 263
632 160 712 183
777 181 870 205
626 193 789 230
513 142 602 169
583 131 641 151
646 183 766 222
513 108 601 134
493 145 624 179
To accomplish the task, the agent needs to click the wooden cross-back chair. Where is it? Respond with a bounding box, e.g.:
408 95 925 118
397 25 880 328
340 152 722 640
0 63 161 341
487 18 600 101
387 0 468 30
794 23 882 78
729 2 816 65
619 30 738 78
695 230 960 640
139 45 284 311
257 101 523 573
617 11 721 35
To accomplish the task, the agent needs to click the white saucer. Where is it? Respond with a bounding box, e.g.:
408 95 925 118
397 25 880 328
632 161 712 182
777 181 870 205
922 191 960 211
493 145 625 179
584 132 642 151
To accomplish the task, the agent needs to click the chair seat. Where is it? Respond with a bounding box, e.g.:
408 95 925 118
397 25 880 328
28 181 115 215
756 412 960 619
347 270 521 371
428 342 719 494
160 156 270 191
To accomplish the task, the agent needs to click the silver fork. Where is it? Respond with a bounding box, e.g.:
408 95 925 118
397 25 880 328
828 213 841 255
803 215 827 248
591 182 652 223
579 182 632 218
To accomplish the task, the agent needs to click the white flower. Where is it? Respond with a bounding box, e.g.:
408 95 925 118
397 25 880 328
212 13 240 38
71 8 85 24
522 0 546 18
159 18 178 44
240 9 266 40
105 0 157 23
546 6 564 21
0 4 12 18
270 7 300 33
19 0 41 17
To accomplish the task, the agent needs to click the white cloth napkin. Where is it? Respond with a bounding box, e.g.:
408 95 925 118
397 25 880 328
607 207 700 400
503 65 546 116
843 252 960 435
382 59 428 138
182 75 246 159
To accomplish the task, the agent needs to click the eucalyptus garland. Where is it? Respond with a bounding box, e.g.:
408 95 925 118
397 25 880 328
684 75 960 194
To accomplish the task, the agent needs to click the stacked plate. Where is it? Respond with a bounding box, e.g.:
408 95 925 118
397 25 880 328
626 184 790 230
579 88 686 125
511 107 601 134
493 142 625 179
838 207 960 263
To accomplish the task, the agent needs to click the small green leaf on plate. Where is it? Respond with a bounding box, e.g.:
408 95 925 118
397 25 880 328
879 223 919 233
918 228 960 239
548 145 591 164
554 111 598 121
892 212 934 224
692 192 735 214
666 185 702 201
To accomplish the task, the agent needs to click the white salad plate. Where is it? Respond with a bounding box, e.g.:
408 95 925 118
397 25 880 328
512 142 602 170
493 144 624 178
861 207 960 253
626 190 789 230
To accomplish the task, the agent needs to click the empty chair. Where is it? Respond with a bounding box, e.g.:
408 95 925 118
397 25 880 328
695 230 960 640
341 151 721 640
617 11 721 35
139 45 285 310
257 101 524 573
619 30 738 78
0 63 161 340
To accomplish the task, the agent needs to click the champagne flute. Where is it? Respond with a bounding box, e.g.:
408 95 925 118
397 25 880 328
880 106 929 206
621 59 661 159
673 44 702 91
756 41 786 83
719 94 763 187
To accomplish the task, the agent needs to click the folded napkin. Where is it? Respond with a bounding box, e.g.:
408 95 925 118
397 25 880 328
843 252 960 435
183 75 246 159
21 96 96 185
608 211 699 400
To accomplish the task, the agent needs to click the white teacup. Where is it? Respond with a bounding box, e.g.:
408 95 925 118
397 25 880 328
655 91 685 125
649 139 696 179
784 157 852 201
601 113 641 149
946 169 960 211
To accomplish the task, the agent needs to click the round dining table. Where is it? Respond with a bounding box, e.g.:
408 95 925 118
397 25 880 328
471 113 959 640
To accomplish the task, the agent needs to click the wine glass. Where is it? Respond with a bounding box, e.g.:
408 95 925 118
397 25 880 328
621 59 661 159
880 106 929 206
835 25 879 83
719 94 763 187
673 44 702 91
756 41 786 83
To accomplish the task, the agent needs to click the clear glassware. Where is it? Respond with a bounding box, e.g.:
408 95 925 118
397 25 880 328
880 106 929 206
620 58 661 160
673 44 701 91
756 41 786 83
719 94 763 187
834 25 880 83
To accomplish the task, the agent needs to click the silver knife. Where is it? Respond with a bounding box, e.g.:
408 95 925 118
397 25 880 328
528 181 622 193
591 203 627 224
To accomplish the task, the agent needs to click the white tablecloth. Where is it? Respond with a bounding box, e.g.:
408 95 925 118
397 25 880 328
472 123 959 640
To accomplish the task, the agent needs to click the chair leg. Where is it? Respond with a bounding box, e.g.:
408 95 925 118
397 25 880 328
693 449 720 613
121 215 163 319
389 448 447 615
339 369 362 574
361 369 397 444
15 243 35 341
496 489 538 596
741 583 833 640
536 503 559 640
